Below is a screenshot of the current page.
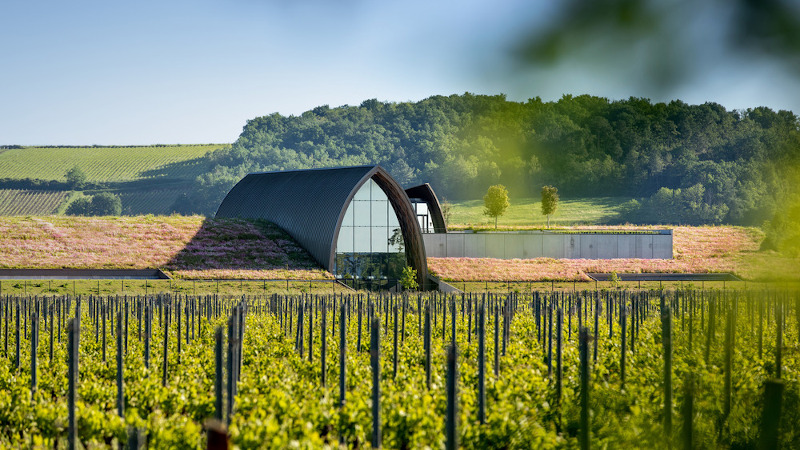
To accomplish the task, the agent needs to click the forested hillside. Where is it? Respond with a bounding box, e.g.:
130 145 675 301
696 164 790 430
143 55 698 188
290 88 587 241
176 94 800 227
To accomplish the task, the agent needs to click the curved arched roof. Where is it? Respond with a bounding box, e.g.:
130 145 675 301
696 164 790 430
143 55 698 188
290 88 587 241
215 165 428 288
405 183 448 233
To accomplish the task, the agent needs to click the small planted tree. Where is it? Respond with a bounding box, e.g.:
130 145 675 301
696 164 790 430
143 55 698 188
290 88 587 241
541 185 559 228
483 184 509 229
400 266 419 291
440 198 454 227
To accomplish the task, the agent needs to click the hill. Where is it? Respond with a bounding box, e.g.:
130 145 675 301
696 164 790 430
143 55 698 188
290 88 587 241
0 144 221 182
174 94 800 229
0 94 798 227
0 144 227 216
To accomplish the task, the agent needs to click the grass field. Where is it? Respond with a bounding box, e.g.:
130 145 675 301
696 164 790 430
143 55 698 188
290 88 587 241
0 189 70 215
0 145 225 182
448 196 630 228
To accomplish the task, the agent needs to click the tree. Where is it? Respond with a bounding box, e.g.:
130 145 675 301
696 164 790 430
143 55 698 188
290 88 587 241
64 192 122 216
90 192 122 216
65 166 87 190
65 196 92 216
483 184 509 229
541 185 559 228
440 198 454 227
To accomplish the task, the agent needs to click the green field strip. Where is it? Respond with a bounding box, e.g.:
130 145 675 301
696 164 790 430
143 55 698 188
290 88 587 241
0 144 226 182
449 196 631 227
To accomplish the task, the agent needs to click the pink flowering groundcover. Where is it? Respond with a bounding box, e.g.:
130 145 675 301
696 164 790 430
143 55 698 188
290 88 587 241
427 226 798 282
0 216 331 280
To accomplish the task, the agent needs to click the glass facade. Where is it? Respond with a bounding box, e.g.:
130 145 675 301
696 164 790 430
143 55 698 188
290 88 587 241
334 178 406 287
411 199 434 233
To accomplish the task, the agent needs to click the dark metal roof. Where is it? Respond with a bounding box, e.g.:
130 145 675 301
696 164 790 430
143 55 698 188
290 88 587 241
215 165 428 288
405 183 448 233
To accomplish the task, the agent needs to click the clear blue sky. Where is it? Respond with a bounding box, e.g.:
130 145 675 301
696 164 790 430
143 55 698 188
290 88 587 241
1 0 797 145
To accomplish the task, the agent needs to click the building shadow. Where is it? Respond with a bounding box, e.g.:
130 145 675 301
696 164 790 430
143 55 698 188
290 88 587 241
163 217 325 278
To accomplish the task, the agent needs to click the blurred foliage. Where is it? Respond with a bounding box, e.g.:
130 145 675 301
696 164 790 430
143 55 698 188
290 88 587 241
514 0 800 91
761 166 800 256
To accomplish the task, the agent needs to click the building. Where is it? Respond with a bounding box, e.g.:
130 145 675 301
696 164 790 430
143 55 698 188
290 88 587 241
215 165 444 290
216 165 672 291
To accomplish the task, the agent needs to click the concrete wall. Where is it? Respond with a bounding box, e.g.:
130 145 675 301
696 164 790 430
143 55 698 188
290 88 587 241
422 230 672 259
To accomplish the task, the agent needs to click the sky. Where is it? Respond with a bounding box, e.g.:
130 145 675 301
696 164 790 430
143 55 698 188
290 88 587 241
2 0 799 146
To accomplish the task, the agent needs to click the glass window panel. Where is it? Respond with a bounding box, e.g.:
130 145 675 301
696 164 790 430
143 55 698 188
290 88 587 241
416 202 428 215
353 227 372 252
353 179 372 201
371 179 389 201
388 227 404 252
386 252 405 280
337 226 354 254
371 200 388 227
387 204 400 228
371 226 389 253
417 215 428 232
353 201 371 226
342 201 354 227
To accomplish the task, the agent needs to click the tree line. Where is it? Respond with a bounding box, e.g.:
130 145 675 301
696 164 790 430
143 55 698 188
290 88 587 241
173 93 800 229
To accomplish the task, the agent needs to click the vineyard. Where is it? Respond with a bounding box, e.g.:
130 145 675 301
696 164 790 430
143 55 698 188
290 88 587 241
0 190 70 216
118 188 194 216
0 145 224 183
1 287 797 448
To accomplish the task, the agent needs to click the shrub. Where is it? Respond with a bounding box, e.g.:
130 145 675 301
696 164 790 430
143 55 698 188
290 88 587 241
400 266 419 291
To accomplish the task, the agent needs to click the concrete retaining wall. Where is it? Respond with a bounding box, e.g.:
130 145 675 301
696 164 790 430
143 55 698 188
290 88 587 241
423 230 672 259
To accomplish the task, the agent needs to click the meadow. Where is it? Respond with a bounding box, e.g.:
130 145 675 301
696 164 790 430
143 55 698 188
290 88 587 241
447 196 631 228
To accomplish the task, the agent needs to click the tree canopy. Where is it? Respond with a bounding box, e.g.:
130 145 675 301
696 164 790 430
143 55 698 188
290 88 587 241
175 93 800 226
65 166 87 190
483 184 510 229
66 192 122 216
541 185 559 227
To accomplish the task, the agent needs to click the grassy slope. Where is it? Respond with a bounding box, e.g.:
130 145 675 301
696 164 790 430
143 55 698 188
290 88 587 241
0 144 227 216
0 145 224 182
448 196 630 228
